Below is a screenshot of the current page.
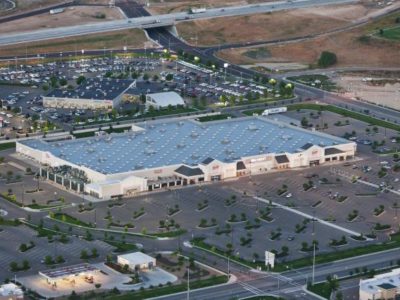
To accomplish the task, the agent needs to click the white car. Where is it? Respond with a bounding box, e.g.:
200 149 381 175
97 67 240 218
286 193 292 198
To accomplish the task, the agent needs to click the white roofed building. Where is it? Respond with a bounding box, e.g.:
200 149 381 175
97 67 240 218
360 268 400 300
145 92 185 109
0 283 24 300
117 252 156 271
16 117 356 200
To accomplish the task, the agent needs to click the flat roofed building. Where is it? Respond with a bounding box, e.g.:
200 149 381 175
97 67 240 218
43 78 136 110
0 283 24 300
117 252 156 271
146 91 185 109
360 268 400 300
16 117 356 200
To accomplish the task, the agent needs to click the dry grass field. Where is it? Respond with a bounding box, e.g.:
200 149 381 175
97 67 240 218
0 6 124 34
218 10 400 68
176 6 355 46
175 1 399 46
147 0 272 15
0 29 152 57
0 0 113 16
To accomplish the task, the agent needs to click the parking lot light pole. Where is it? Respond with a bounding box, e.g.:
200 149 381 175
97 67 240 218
187 266 190 300
228 255 230 278
312 242 316 285
21 183 25 207
312 210 316 235
94 208 97 227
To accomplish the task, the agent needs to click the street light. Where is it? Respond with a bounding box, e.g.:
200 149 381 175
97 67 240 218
223 63 229 81
187 266 190 300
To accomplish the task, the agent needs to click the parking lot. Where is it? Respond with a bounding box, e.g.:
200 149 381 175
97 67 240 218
0 53 282 138
2 105 400 268
0 225 114 282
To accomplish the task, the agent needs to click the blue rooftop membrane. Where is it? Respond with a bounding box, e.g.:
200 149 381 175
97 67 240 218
20 117 349 175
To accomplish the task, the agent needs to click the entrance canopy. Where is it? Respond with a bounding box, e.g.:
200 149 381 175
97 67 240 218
39 264 98 281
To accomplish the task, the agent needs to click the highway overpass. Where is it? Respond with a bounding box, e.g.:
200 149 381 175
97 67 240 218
0 0 357 46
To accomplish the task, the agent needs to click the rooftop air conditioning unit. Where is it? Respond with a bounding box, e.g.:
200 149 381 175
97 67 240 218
248 124 258 131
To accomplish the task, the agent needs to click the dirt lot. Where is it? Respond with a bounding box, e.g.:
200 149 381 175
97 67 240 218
218 9 400 68
0 6 123 34
334 73 400 109
0 28 152 57
175 3 379 47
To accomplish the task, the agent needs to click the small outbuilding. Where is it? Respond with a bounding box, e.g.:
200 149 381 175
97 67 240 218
117 252 156 271
145 91 185 109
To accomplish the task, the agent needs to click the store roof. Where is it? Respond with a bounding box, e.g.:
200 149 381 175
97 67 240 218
146 91 184 107
118 252 155 265
46 78 134 101
275 154 290 164
21 117 349 175
175 165 204 177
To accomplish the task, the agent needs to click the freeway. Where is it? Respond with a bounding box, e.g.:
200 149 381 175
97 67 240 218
0 0 357 46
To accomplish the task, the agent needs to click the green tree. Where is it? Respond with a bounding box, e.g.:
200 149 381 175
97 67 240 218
18 259 29 271
44 255 53 265
56 255 64 264
59 78 68 86
76 75 86 85
9 261 18 271
80 250 88 259
318 51 337 68
91 248 98 258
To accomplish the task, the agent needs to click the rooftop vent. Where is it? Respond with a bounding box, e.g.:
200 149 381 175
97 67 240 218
259 145 267 151
190 131 199 138
221 137 230 144
176 143 185 149
225 149 234 155
144 148 156 155
135 164 144 170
